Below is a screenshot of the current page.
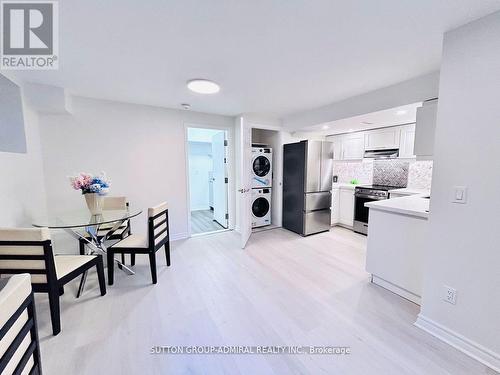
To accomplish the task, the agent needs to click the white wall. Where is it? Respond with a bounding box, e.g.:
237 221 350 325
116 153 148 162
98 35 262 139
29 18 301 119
0 92 47 227
188 141 212 211
417 11 500 371
38 96 234 245
0 75 26 153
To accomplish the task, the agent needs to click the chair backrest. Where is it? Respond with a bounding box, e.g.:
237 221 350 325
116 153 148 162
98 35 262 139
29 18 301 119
147 202 169 251
0 274 42 375
103 196 127 210
0 228 57 286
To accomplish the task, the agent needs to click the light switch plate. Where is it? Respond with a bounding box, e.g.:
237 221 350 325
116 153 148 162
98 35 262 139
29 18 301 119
452 186 467 204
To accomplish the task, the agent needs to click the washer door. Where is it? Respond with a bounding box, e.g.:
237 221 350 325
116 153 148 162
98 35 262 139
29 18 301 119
252 197 270 218
253 155 271 177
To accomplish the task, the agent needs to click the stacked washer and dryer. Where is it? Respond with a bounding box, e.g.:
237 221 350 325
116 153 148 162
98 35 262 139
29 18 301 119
251 146 272 228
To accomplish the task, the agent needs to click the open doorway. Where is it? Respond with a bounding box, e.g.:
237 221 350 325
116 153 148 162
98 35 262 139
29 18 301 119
250 127 282 233
187 127 229 235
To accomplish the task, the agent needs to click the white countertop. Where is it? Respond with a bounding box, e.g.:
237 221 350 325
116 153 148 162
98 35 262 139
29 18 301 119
332 183 358 190
388 187 431 196
365 195 430 219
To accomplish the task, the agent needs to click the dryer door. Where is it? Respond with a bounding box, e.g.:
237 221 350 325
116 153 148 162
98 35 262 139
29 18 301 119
253 155 271 177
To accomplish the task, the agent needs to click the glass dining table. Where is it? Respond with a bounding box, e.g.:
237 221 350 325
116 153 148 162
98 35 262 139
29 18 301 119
32 206 143 297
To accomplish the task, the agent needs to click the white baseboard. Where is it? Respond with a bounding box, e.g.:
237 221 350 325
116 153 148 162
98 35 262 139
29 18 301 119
371 275 421 305
333 223 353 230
415 314 500 373
191 207 210 212
170 232 189 241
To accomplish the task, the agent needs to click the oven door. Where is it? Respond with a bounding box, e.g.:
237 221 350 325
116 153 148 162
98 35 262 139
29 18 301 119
354 194 386 224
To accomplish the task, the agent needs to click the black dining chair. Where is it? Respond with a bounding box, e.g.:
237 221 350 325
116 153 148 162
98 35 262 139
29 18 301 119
0 228 106 335
107 202 170 285
0 274 43 375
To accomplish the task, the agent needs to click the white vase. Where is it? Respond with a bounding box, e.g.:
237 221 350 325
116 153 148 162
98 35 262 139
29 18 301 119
85 193 104 215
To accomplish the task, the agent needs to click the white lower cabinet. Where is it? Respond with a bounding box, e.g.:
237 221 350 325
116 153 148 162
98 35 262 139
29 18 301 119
339 188 355 227
331 188 340 225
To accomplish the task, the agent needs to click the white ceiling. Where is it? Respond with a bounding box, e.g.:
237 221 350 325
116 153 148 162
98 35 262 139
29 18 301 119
4 1 500 118
301 102 422 136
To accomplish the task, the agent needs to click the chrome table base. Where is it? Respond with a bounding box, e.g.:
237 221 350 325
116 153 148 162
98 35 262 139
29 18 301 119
63 218 135 298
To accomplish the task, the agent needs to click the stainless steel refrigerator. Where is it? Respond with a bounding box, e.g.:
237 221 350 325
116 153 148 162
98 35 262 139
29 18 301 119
283 140 333 236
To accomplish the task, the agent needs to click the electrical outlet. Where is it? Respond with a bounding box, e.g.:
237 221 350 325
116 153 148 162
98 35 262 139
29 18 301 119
443 285 457 305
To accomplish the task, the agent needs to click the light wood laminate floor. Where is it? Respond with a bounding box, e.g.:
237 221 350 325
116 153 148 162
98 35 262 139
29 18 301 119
35 227 496 374
191 209 225 234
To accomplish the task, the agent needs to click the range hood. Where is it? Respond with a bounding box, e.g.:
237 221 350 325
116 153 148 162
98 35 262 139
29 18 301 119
364 148 399 159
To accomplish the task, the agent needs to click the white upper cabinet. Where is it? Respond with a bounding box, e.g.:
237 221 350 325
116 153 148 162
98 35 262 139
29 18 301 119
327 122 420 161
414 99 438 160
398 124 416 158
331 136 342 161
341 133 365 160
364 127 400 150
327 134 363 160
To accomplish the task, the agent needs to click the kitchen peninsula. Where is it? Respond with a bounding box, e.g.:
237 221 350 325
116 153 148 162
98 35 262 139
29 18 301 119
364 195 430 304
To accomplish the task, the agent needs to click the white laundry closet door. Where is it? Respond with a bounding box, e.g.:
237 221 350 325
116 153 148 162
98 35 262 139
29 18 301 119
237 118 252 248
211 131 228 228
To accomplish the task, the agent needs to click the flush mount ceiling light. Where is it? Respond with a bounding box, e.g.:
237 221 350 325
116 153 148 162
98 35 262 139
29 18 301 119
396 110 407 115
322 125 329 130
187 79 220 94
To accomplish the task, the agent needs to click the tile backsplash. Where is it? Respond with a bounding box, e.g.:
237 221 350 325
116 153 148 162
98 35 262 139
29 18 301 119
333 160 373 184
373 160 409 187
333 159 433 189
407 161 433 190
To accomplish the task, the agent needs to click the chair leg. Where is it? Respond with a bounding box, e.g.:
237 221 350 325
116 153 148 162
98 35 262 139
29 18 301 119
131 253 135 266
48 287 61 335
95 256 107 296
164 242 171 266
149 252 157 284
79 239 86 255
119 253 125 268
107 250 114 285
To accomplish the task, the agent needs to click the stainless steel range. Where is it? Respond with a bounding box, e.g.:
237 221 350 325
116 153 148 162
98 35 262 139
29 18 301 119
353 185 399 235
